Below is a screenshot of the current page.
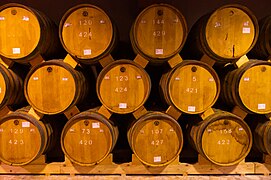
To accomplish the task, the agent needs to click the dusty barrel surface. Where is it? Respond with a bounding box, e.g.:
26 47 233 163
188 110 252 166
96 59 151 114
130 3 187 64
61 109 118 166
0 64 24 109
0 3 61 63
254 120 271 155
0 107 53 165
127 111 183 166
222 60 271 114
160 60 220 114
181 4 258 63
24 59 89 115
59 4 117 64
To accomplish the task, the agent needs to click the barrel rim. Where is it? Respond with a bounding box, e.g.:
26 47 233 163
201 3 259 61
130 3 188 63
59 3 115 64
165 60 221 114
96 59 151 114
197 110 252 166
128 111 183 167
61 109 117 166
24 60 78 115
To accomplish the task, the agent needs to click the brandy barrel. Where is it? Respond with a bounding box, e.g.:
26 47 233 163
0 63 24 110
61 109 118 166
254 120 271 155
127 111 183 166
188 110 252 166
160 60 220 114
222 60 271 114
181 4 258 63
130 3 187 64
96 59 151 114
0 3 62 63
0 107 54 165
59 4 117 64
249 15 271 60
24 59 89 115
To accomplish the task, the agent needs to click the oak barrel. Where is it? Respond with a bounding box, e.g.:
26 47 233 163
24 59 89 115
96 59 151 114
0 63 24 110
181 4 258 63
188 110 252 166
127 111 183 166
61 109 118 166
254 120 271 155
249 15 271 60
130 3 188 64
0 107 53 165
59 4 117 64
160 60 220 114
0 3 62 63
222 60 271 114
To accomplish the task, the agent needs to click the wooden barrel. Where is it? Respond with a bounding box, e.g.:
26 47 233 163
24 59 89 115
96 59 151 114
160 60 220 114
127 111 183 166
188 110 252 166
248 15 271 60
0 3 62 63
222 60 271 114
181 4 258 63
0 107 53 165
59 4 117 64
130 3 188 64
61 109 118 166
254 120 271 155
0 63 24 109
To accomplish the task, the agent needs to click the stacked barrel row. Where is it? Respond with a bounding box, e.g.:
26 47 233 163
0 2 270 168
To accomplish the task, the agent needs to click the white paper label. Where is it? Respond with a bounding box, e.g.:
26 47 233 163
119 103 127 109
22 122 30 127
100 20 105 24
12 48 20 54
188 106 196 112
69 128 75 132
33 77 39 80
83 49 91 55
136 75 142 79
0 16 5 21
242 27 250 34
92 122 100 128
209 78 214 82
155 49 163 55
154 156 161 162
22 16 29 21
62 77 68 81
64 23 72 27
258 104 266 110
104 75 110 80
244 77 250 81
175 77 180 81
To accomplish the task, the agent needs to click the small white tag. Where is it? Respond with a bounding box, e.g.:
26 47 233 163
258 104 266 110
209 78 214 82
64 23 72 27
69 128 75 132
188 106 196 112
104 75 110 80
136 75 142 79
92 122 100 128
22 122 30 127
244 77 250 81
242 27 250 34
154 156 161 162
33 77 39 80
62 77 68 81
175 77 180 81
83 49 91 55
155 49 163 55
22 16 29 21
0 16 5 21
119 103 127 109
100 20 105 24
12 48 20 54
